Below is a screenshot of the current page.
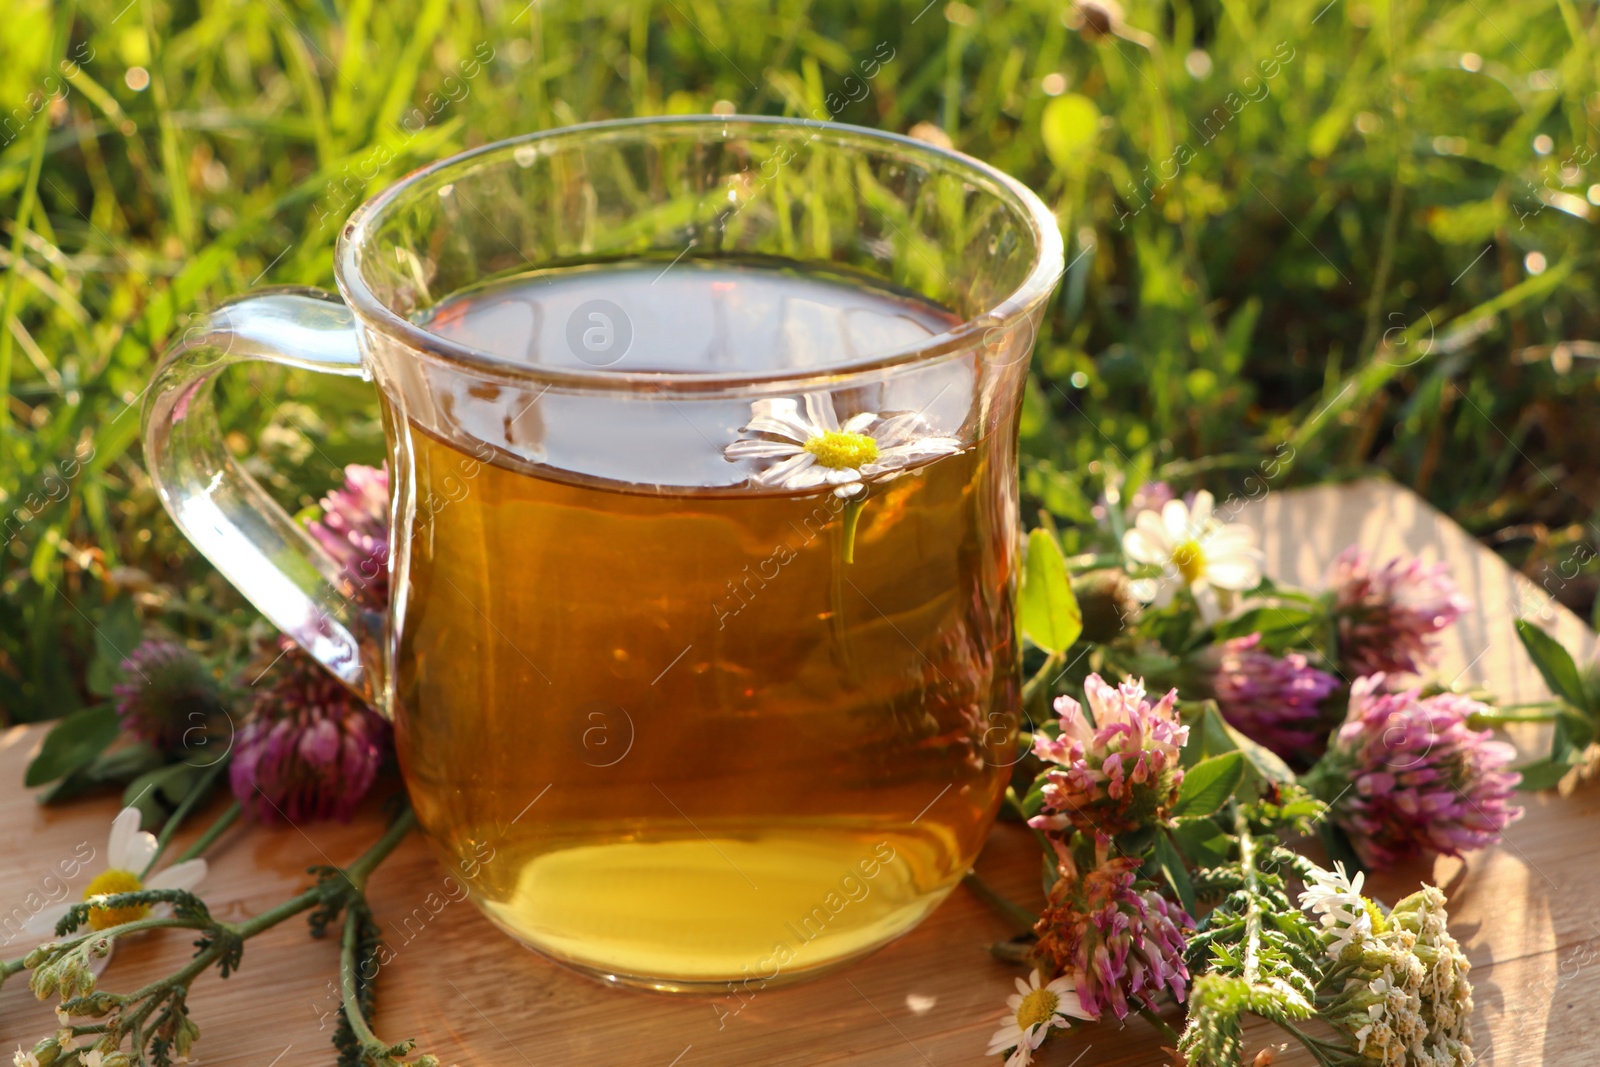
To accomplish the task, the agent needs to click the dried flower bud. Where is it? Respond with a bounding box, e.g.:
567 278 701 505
1066 0 1123 41
1072 569 1138 643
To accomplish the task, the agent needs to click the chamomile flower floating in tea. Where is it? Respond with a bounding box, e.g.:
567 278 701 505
20 807 208 952
1121 489 1262 620
724 393 963 562
723 393 963 498
986 969 1093 1067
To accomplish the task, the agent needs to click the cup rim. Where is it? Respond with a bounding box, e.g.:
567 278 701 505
335 115 1063 393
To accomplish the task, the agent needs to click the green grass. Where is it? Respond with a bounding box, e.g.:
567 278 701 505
2 0 1597 722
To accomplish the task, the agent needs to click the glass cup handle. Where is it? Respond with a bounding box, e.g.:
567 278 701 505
141 288 388 711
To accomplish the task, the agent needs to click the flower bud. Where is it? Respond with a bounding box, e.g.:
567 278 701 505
1072 569 1138 643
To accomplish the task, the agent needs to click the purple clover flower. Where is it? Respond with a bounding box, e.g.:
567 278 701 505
1206 632 1340 761
1030 674 1189 838
229 639 390 823
307 464 389 608
112 639 222 751
1327 548 1468 678
1324 674 1522 868
1034 856 1193 1021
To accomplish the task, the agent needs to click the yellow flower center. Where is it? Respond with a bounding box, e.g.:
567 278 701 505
803 430 879 470
83 868 148 930
1172 539 1206 584
1016 988 1060 1031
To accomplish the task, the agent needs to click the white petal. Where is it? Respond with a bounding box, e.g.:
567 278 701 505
785 464 831 490
803 392 839 432
1161 498 1193 545
1122 527 1168 566
724 439 803 460
1130 510 1172 555
833 483 865 498
841 411 877 434
1193 581 1222 623
1205 558 1263 591
871 412 927 448
753 452 815 485
744 398 814 442
146 859 208 893
20 901 73 936
1189 490 1215 529
108 808 149 870
823 467 863 485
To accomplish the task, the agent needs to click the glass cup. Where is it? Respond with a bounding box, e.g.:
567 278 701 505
142 116 1062 991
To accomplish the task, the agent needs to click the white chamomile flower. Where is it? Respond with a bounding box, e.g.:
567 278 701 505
1298 861 1373 959
1121 489 1262 621
21 808 209 970
723 393 963 499
986 969 1092 1067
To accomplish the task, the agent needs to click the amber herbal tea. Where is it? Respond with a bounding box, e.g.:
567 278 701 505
387 259 1023 987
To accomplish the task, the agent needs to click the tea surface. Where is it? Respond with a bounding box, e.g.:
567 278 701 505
391 261 1021 987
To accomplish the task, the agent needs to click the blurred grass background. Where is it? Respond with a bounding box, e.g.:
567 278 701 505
2 0 1597 722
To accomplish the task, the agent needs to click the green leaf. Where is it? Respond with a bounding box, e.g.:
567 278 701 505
1513 757 1569 792
123 762 209 830
1174 752 1246 817
1019 772 1050 819
1515 618 1589 712
1040 94 1100 173
1171 815 1232 867
1153 830 1197 916
24 704 120 788
1019 528 1082 654
1209 604 1323 656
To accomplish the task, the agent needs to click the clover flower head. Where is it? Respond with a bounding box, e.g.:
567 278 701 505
1324 675 1521 868
308 464 390 607
1033 856 1193 1021
1327 547 1468 678
1206 633 1339 761
112 639 222 752
230 640 390 824
1029 674 1188 837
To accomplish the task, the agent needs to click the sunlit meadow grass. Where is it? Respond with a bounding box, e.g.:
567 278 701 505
1 0 1596 721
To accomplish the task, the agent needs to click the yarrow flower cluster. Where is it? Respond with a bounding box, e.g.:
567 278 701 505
1030 674 1188 838
111 639 222 752
1297 862 1374 959
985 969 1093 1066
1321 675 1522 868
1327 547 1468 678
1309 882 1476 1067
307 463 390 607
1032 855 1194 1021
1204 633 1339 761
230 640 390 823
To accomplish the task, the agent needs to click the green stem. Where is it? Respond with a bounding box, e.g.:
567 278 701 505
1469 710 1560 727
838 496 865 565
174 801 242 865
1137 1007 1181 1045
962 870 1039 930
339 903 384 1052
1021 651 1065 711
143 759 232 878
1235 805 1263 985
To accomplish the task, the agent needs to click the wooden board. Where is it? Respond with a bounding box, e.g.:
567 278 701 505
1 478 1596 1065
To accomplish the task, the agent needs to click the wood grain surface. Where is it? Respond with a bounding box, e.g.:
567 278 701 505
1 479 1596 1066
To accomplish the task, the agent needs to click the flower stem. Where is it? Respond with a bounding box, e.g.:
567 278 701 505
962 870 1039 930
339 903 384 1051
143 758 233 878
1468 710 1560 727
1137 1007 1181 1044
345 804 418 889
838 496 865 564
174 801 242 865
1021 651 1065 713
